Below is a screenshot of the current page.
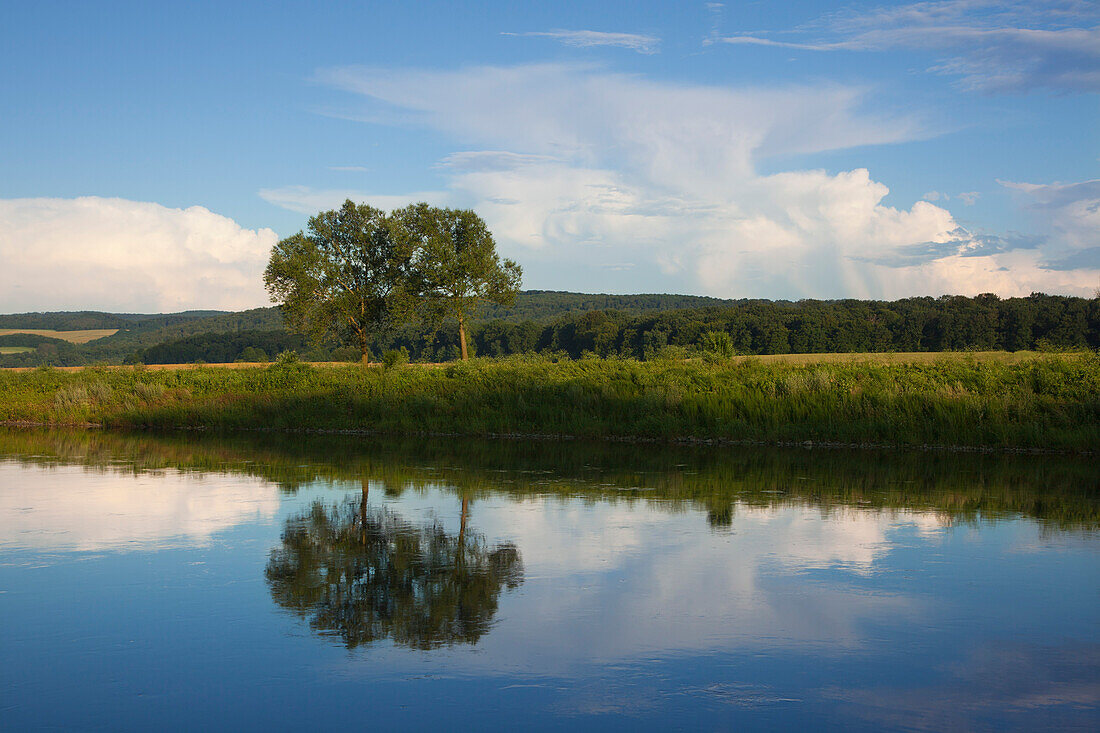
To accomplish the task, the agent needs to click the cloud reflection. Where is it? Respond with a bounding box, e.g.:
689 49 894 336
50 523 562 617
0 461 279 552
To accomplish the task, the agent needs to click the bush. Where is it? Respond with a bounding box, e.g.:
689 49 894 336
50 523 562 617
238 346 270 363
382 348 409 370
275 350 300 366
700 331 735 358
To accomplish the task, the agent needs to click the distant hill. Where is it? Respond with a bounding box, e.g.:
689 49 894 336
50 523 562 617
0 292 716 363
1 291 1096 366
478 291 732 322
0 310 227 331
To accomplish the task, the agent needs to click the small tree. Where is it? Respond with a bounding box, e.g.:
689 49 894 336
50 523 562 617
264 200 414 364
394 204 521 360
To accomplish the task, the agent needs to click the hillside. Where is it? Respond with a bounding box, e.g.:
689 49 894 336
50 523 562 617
1 291 1097 366
0 292 721 365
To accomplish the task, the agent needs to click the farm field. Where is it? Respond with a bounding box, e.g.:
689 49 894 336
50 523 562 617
0 347 34 355
0 328 118 343
733 350 1048 365
0 350 1071 372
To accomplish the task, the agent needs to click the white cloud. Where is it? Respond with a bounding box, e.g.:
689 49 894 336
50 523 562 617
258 185 449 215
1002 178 1100 271
298 62 1097 298
718 0 1100 93
0 197 278 312
503 29 660 54
958 191 981 205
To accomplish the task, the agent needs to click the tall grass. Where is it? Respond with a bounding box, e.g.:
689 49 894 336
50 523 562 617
1 353 1098 450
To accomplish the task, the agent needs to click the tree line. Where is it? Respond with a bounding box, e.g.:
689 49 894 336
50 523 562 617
370 292 1100 361
105 292 1099 364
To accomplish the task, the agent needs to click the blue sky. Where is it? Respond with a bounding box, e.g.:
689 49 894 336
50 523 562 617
1 0 1097 311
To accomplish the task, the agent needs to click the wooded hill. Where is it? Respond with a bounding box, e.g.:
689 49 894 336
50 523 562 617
1 291 1097 366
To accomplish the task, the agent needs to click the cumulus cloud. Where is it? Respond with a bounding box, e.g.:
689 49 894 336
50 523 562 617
292 62 1100 298
0 197 277 312
502 29 660 54
717 0 1100 93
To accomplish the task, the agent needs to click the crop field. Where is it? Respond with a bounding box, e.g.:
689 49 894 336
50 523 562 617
0 350 1069 372
0 346 34 354
732 350 1047 365
0 328 118 343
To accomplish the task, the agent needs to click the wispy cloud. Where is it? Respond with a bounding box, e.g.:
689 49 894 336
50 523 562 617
503 29 660 54
717 1 1100 93
287 62 1099 298
1002 178 1100 271
258 185 448 215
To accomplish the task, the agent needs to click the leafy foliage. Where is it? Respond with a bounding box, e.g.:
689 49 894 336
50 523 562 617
264 201 415 361
392 203 521 359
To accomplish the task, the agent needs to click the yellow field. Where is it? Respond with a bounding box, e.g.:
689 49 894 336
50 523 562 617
0 346 35 354
0 328 118 344
731 351 1049 365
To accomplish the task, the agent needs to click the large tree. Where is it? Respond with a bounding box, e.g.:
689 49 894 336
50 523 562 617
394 203 522 360
263 200 414 363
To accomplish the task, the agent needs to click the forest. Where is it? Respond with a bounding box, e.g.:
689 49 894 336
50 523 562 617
0 291 1097 366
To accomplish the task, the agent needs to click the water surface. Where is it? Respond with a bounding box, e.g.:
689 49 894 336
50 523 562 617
1 429 1097 730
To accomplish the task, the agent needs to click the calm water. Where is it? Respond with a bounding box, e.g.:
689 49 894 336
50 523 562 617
1 429 1097 731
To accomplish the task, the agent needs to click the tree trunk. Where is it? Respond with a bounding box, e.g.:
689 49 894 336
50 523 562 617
456 495 469 568
458 315 469 361
361 344 370 365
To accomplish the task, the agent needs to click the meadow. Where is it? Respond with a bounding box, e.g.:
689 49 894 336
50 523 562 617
1 351 1097 451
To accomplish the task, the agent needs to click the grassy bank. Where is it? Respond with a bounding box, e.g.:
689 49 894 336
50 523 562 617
1 352 1098 450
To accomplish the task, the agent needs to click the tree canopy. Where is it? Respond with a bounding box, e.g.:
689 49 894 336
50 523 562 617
264 200 521 361
263 200 416 363
393 203 522 359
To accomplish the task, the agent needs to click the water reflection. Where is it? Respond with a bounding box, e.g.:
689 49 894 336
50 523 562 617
266 487 522 649
0 428 1097 730
0 427 1096 531
0 460 277 552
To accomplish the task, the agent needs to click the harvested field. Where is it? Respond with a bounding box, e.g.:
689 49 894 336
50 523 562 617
1 350 1070 372
0 328 118 343
732 351 1046 365
0 346 34 354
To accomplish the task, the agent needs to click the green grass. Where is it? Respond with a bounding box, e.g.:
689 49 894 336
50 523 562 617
0 346 33 354
1 352 1098 450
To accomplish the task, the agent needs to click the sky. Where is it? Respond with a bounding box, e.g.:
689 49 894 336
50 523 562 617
0 0 1097 312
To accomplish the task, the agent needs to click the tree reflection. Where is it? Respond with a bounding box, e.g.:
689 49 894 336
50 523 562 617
266 486 523 649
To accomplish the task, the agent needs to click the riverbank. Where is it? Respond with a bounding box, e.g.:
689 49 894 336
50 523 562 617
1 353 1097 451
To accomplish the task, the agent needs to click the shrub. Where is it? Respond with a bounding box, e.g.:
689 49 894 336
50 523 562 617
700 331 735 358
382 348 409 370
275 350 300 366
